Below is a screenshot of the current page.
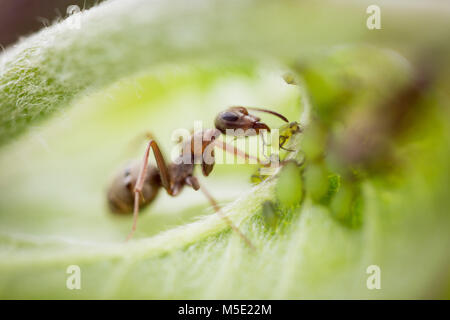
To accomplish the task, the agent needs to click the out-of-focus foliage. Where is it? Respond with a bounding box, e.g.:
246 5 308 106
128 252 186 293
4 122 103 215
0 0 449 299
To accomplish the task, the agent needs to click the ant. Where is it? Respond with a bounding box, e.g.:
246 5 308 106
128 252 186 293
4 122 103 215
106 106 299 248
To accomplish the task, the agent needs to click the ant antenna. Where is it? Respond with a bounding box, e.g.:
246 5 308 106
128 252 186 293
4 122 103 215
247 107 289 123
199 182 256 251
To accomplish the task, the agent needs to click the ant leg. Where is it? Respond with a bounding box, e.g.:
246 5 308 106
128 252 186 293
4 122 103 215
188 176 256 251
126 192 141 241
126 138 173 241
135 139 171 193
214 139 267 165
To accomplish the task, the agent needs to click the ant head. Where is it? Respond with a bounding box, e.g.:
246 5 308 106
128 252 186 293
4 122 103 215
215 106 270 136
215 106 290 136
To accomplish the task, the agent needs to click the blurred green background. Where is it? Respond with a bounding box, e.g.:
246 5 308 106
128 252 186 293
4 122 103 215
0 0 449 299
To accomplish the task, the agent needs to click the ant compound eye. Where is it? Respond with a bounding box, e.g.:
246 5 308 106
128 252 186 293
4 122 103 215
221 112 239 122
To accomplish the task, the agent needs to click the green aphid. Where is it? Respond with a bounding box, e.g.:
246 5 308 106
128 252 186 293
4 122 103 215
261 201 279 229
276 162 304 208
330 181 363 228
278 121 302 152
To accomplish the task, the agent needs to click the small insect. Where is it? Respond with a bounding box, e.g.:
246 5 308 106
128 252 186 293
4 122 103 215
278 121 302 151
106 106 297 247
250 120 303 185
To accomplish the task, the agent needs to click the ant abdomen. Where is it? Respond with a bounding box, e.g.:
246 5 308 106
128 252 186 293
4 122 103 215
107 163 161 214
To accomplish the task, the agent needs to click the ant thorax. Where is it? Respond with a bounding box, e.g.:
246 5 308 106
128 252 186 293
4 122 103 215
167 161 194 195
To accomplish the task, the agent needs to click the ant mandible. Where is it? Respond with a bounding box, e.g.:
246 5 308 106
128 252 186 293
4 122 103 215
106 106 293 248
